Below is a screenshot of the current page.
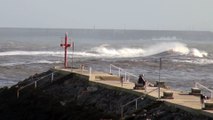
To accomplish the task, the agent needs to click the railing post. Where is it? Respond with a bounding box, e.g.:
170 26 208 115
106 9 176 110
89 67 92 79
110 64 112 74
121 106 124 120
125 72 127 82
158 85 160 99
51 73 54 83
136 99 138 110
119 68 121 77
126 75 128 82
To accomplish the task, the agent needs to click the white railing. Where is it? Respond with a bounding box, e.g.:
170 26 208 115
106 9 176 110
195 82 213 98
110 64 138 82
121 96 144 119
120 87 158 119
17 72 55 98
110 64 154 92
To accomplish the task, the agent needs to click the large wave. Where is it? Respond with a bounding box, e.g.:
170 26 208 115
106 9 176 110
0 42 208 58
88 42 208 58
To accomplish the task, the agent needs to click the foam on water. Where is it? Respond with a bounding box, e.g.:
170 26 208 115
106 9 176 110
173 58 213 65
88 42 208 58
1 28 213 90
0 51 63 56
0 42 208 59
0 60 62 66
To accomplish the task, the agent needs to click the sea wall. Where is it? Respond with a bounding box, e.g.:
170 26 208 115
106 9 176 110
0 70 211 120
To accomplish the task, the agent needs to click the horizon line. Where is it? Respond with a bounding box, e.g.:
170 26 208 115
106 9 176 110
0 26 211 32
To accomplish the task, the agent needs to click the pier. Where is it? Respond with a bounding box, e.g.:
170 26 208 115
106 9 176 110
54 65 213 119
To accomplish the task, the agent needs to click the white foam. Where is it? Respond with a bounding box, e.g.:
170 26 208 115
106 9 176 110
173 58 213 65
91 46 144 58
0 51 63 56
0 60 62 66
141 42 188 56
88 42 208 58
189 48 208 58
143 42 208 58
0 42 208 58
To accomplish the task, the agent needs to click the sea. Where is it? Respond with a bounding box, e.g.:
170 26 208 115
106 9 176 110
1 28 213 93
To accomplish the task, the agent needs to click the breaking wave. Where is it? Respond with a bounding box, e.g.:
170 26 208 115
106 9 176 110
0 51 63 56
88 42 208 58
0 60 62 66
0 42 208 58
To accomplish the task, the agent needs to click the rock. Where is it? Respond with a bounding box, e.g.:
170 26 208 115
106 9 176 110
87 86 98 92
60 101 66 106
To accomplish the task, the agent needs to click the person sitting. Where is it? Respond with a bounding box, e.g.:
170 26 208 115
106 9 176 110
200 94 210 109
134 74 146 90
138 74 145 87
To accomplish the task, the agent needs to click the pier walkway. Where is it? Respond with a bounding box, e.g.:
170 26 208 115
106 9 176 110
54 67 213 118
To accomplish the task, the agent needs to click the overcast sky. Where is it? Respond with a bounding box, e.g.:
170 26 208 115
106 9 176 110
0 0 213 31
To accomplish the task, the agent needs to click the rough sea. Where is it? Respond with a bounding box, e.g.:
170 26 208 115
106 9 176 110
1 28 213 92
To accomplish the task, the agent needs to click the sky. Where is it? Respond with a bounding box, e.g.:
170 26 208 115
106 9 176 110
0 0 213 31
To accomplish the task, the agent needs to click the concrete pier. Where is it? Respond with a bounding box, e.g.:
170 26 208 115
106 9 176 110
54 67 213 118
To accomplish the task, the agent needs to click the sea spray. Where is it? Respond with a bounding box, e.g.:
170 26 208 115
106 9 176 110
0 42 208 58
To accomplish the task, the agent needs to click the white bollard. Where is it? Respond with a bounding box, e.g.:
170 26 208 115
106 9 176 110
125 72 127 82
51 73 54 83
34 81 37 88
89 67 92 79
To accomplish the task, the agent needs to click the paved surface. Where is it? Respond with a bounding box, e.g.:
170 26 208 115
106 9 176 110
55 67 213 118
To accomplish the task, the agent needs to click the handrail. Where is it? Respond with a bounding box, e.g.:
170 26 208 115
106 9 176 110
110 64 153 87
195 82 213 98
110 64 138 82
17 72 55 98
121 87 158 119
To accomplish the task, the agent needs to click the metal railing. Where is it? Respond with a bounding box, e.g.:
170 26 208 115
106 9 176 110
120 87 158 119
17 72 55 98
110 64 153 87
110 64 138 82
195 82 213 98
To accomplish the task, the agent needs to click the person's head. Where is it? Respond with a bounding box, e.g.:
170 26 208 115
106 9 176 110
139 74 144 77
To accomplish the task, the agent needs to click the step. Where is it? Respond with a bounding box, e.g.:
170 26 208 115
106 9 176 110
95 75 120 81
